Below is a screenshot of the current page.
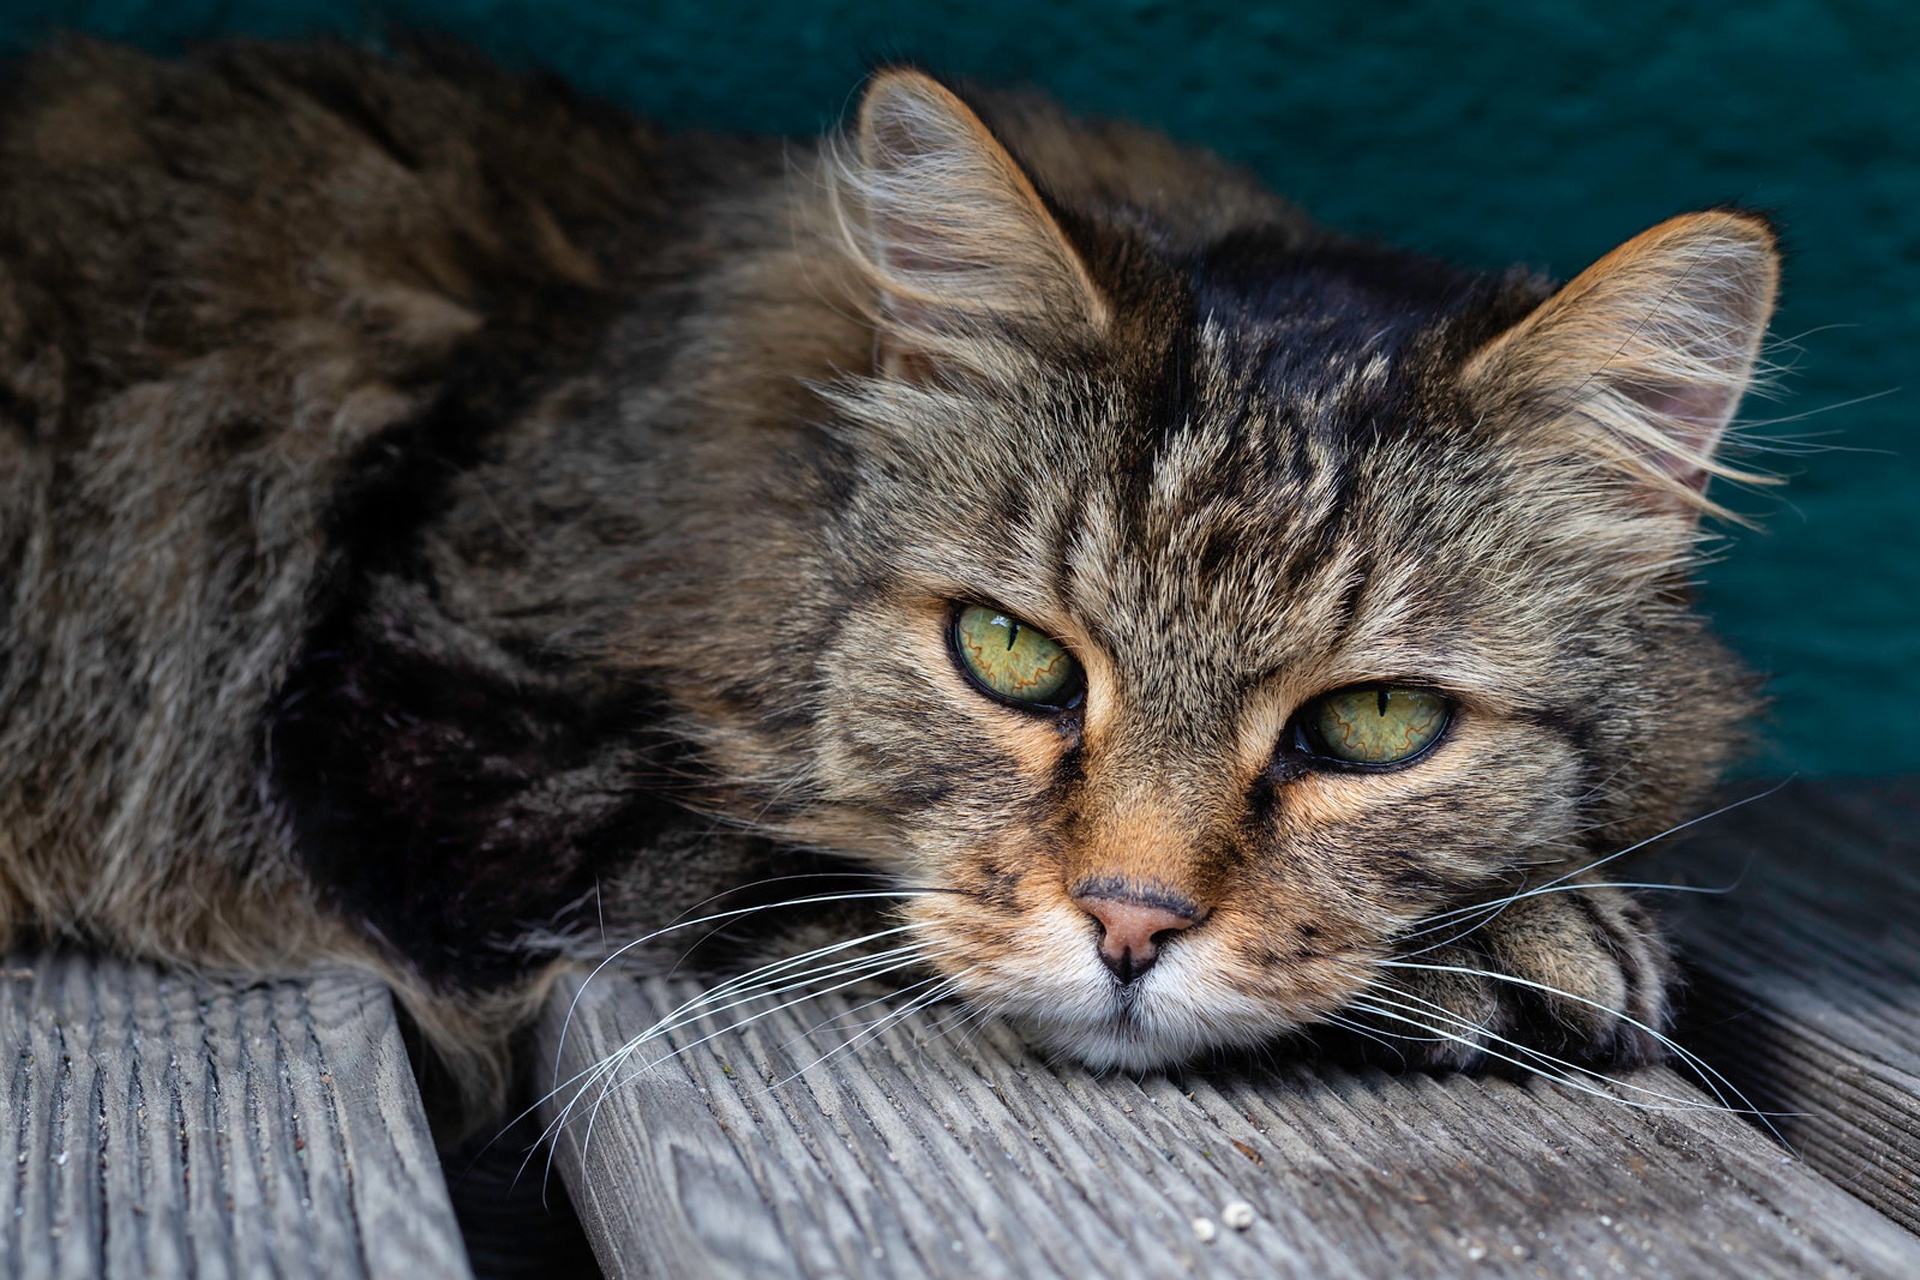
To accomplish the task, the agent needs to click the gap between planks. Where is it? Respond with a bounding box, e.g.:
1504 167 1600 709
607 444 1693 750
0 953 472 1280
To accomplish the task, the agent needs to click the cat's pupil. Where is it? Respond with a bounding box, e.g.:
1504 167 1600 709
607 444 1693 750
950 605 1081 709
1303 687 1452 768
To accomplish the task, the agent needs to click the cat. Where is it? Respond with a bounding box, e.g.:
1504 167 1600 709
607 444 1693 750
0 38 1777 1122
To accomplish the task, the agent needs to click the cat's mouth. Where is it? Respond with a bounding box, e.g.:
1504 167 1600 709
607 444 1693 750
998 968 1301 1072
905 895 1356 1071
957 936 1320 1072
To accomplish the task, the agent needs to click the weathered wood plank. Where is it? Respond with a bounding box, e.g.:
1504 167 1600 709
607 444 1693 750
1660 776 1920 1232
0 953 473 1280
539 968 1920 1279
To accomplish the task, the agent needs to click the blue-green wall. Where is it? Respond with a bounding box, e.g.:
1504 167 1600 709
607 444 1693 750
9 2 1916 777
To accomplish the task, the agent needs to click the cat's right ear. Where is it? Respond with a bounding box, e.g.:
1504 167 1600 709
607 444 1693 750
836 69 1110 381
1460 210 1780 522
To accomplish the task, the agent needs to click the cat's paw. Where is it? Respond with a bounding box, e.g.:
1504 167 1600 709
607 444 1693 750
1350 882 1675 1074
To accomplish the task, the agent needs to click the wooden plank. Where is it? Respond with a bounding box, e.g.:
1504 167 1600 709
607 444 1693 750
0 953 473 1280
539 968 1920 1279
1657 777 1920 1232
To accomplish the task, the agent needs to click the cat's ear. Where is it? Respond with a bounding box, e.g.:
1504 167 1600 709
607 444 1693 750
1462 211 1780 519
838 69 1110 380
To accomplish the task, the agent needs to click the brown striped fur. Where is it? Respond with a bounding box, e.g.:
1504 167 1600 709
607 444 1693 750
0 43 1777 1119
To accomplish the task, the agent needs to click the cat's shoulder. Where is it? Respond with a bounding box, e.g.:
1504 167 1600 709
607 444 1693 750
0 39 752 428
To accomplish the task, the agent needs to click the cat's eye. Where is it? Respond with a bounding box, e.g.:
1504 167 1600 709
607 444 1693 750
1296 686 1452 768
949 604 1084 711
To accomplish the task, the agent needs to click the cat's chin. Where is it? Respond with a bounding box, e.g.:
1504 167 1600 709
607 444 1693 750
980 970 1306 1074
1017 1016 1229 1075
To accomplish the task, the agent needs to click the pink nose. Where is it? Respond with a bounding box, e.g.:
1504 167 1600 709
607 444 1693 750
1072 890 1205 985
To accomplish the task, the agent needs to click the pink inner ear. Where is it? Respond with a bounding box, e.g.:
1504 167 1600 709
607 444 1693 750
871 210 985 285
1622 377 1738 493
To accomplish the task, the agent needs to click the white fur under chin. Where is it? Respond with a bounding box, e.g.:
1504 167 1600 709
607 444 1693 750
969 939 1306 1073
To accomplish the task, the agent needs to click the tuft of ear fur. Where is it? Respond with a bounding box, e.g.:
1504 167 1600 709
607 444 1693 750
827 68 1109 379
1462 211 1781 521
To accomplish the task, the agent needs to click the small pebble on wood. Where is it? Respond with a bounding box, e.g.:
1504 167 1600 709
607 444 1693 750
1190 1217 1217 1243
1222 1201 1255 1230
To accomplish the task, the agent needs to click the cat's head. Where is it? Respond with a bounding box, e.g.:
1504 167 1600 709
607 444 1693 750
633 71 1779 1070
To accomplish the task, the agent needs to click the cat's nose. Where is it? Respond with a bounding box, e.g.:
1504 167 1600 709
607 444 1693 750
1071 889 1206 985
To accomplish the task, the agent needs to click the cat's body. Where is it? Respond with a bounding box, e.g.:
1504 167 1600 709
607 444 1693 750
0 41 1775 1116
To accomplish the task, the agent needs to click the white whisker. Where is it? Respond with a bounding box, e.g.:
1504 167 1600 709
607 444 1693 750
546 889 933 1103
1390 782 1782 958
1344 993 1723 1114
552 950 943 1175
639 928 926 1039
1370 958 1787 1142
1405 877 1740 942
757 973 968 1092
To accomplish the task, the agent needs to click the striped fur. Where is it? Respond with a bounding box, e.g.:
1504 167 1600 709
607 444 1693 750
0 46 1776 1120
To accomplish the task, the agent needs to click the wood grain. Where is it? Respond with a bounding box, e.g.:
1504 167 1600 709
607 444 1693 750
539 967 1920 1279
0 953 472 1280
1658 777 1920 1232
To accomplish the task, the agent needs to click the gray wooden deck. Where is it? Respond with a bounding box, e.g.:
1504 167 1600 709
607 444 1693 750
535 777 1920 1279
1653 778 1920 1232
3 778 1915 1277
0 954 472 1280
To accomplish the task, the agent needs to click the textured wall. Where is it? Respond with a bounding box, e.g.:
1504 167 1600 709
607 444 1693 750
9 2 1915 778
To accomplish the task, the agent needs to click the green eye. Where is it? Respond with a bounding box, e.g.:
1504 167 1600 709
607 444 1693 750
950 605 1082 709
1301 686 1452 767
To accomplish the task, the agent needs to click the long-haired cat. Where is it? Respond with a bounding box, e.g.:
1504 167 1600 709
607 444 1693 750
0 40 1776 1120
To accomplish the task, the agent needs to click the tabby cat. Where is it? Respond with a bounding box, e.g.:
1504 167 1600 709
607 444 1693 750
0 40 1776 1117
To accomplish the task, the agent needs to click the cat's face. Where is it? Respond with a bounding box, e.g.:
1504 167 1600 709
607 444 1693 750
624 71 1775 1071
796 305 1739 1068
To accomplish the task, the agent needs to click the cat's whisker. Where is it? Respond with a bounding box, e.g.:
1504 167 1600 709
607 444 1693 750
545 889 937 1100
651 872 963 978
1368 959 1786 1142
1323 956 1631 1090
552 949 947 1175
1317 1011 1415 1065
783 970 946 1040
922 987 1004 1057
921 987 997 1037
756 972 970 1092
526 919 939 1166
603 936 940 1069
1345 985 1729 1114
636 939 934 1046
593 953 952 1113
590 934 958 1091
831 977 972 1067
661 923 925 1008
1393 877 1743 958
1505 781 1786 899
771 957 966 1049
1353 980 1715 1110
1731 385 1900 433
1369 958 1723 1092
1409 876 1738 936
1326 944 1748 1114
1389 783 1783 961
1342 996 1717 1115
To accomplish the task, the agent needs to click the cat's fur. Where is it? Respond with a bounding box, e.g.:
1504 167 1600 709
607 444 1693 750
0 40 1777 1118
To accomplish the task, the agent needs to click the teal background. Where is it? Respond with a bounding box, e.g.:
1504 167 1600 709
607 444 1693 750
6 2 1915 777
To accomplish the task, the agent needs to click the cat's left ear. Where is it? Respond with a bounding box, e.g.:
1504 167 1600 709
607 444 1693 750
839 69 1110 380
1461 211 1780 519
